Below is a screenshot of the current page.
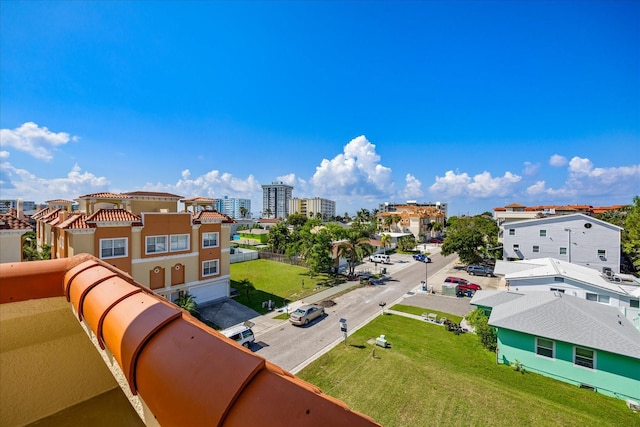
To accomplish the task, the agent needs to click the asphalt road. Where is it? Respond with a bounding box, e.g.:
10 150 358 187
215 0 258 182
252 251 459 373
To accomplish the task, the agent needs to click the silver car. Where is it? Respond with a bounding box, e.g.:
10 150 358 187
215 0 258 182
289 304 325 326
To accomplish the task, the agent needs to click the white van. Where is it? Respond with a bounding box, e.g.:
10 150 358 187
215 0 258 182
369 254 391 264
221 322 255 348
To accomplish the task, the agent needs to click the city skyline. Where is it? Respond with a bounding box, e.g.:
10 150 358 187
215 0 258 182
1 1 638 216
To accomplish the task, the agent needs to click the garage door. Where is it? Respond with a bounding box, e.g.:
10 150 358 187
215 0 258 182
189 281 228 304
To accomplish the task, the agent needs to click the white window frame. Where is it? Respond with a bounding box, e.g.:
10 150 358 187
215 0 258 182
509 229 515 236
539 229 547 237
146 235 168 254
170 234 190 252
202 232 219 248
533 245 540 253
559 247 567 255
536 337 555 359
100 238 128 259
202 259 219 276
597 249 606 258
574 346 595 369
586 292 610 304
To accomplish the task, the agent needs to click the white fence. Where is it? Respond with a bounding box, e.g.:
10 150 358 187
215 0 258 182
230 248 259 263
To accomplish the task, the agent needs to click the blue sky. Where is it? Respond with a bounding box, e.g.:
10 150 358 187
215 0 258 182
1 1 638 217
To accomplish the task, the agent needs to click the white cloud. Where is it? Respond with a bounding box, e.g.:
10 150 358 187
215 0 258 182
549 154 567 167
523 161 539 176
567 156 593 174
430 170 522 199
310 135 393 199
399 174 423 199
0 161 109 202
0 122 78 161
526 181 547 195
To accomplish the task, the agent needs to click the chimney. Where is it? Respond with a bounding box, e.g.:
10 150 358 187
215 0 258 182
17 198 24 220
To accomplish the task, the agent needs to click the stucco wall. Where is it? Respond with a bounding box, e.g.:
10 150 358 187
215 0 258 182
497 328 640 401
0 233 23 263
0 297 120 426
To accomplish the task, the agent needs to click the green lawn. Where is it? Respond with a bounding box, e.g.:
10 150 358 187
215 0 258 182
230 259 343 314
297 313 639 427
391 303 464 324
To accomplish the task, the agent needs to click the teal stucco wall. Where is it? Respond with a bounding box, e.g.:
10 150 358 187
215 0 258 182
497 328 640 401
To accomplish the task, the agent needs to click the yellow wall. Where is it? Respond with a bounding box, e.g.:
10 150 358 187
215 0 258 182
129 200 178 214
67 232 95 257
0 297 120 427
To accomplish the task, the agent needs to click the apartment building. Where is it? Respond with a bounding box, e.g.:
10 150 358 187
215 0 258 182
500 213 622 274
261 182 293 219
375 204 446 240
493 203 628 225
32 191 235 304
217 195 252 219
289 197 336 219
379 200 448 218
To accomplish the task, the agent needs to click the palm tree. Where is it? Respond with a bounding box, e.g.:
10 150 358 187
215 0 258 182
264 208 273 219
391 214 402 232
380 233 392 255
239 206 248 219
176 292 199 317
383 215 394 231
336 229 374 277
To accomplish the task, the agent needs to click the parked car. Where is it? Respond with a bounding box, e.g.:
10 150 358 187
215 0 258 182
413 254 432 263
369 254 391 264
428 238 443 244
289 304 325 326
443 276 482 292
221 324 255 348
466 265 494 276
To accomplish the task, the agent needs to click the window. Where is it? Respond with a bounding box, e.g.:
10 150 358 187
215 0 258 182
146 235 167 254
533 245 540 253
553 277 564 283
550 288 565 293
202 232 219 248
597 249 606 259
203 260 219 276
536 338 554 358
100 238 127 259
586 293 610 304
513 244 520 250
539 230 547 237
170 234 189 251
574 347 595 369
559 247 567 255
509 229 515 236
630 299 639 309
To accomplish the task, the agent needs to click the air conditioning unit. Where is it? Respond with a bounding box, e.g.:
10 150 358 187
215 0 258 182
602 267 613 277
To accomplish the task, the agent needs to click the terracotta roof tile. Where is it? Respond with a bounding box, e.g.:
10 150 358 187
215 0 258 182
123 191 183 198
0 255 380 426
194 210 235 223
41 208 62 222
77 192 131 199
0 213 33 230
181 197 217 203
86 208 141 223
45 199 75 205
58 213 91 229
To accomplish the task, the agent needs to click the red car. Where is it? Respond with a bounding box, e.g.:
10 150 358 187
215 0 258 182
444 276 481 292
428 238 443 244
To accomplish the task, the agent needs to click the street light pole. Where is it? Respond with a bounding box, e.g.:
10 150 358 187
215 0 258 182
564 228 572 263
425 254 429 293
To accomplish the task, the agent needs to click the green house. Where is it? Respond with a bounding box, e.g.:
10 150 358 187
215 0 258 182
471 290 640 402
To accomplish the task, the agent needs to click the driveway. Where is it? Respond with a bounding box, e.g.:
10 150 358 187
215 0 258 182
198 298 260 330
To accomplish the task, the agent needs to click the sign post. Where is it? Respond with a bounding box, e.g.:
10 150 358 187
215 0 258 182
339 318 348 345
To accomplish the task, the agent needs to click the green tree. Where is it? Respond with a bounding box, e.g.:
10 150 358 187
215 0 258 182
441 215 498 265
300 228 334 276
239 206 248 219
336 229 374 276
383 215 394 231
466 308 497 352
22 231 50 261
286 213 308 229
267 222 289 254
176 292 199 317
397 235 418 252
380 233 392 255
622 196 640 270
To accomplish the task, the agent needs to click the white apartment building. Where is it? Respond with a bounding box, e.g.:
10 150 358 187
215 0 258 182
501 213 622 274
261 182 293 219
289 197 336 219
217 196 252 219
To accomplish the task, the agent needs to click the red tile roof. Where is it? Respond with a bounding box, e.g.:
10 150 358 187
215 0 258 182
181 197 217 203
45 199 75 205
86 209 142 223
123 191 183 199
58 213 90 229
194 210 235 223
0 212 33 230
77 192 131 199
0 256 379 426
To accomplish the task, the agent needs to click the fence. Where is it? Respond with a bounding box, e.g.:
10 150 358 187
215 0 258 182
229 248 259 264
258 251 308 267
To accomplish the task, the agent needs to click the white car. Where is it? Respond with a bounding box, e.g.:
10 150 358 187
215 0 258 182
289 304 325 326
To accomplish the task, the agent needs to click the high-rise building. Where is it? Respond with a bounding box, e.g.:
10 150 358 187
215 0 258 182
261 182 293 219
289 197 336 219
217 196 252 219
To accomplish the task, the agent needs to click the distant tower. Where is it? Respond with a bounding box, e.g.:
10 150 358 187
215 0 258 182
261 182 293 219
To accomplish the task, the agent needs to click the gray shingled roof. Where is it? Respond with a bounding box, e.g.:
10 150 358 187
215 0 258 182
488 292 640 359
469 290 524 307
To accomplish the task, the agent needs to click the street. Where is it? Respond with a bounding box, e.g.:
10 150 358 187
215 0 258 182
252 251 459 372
